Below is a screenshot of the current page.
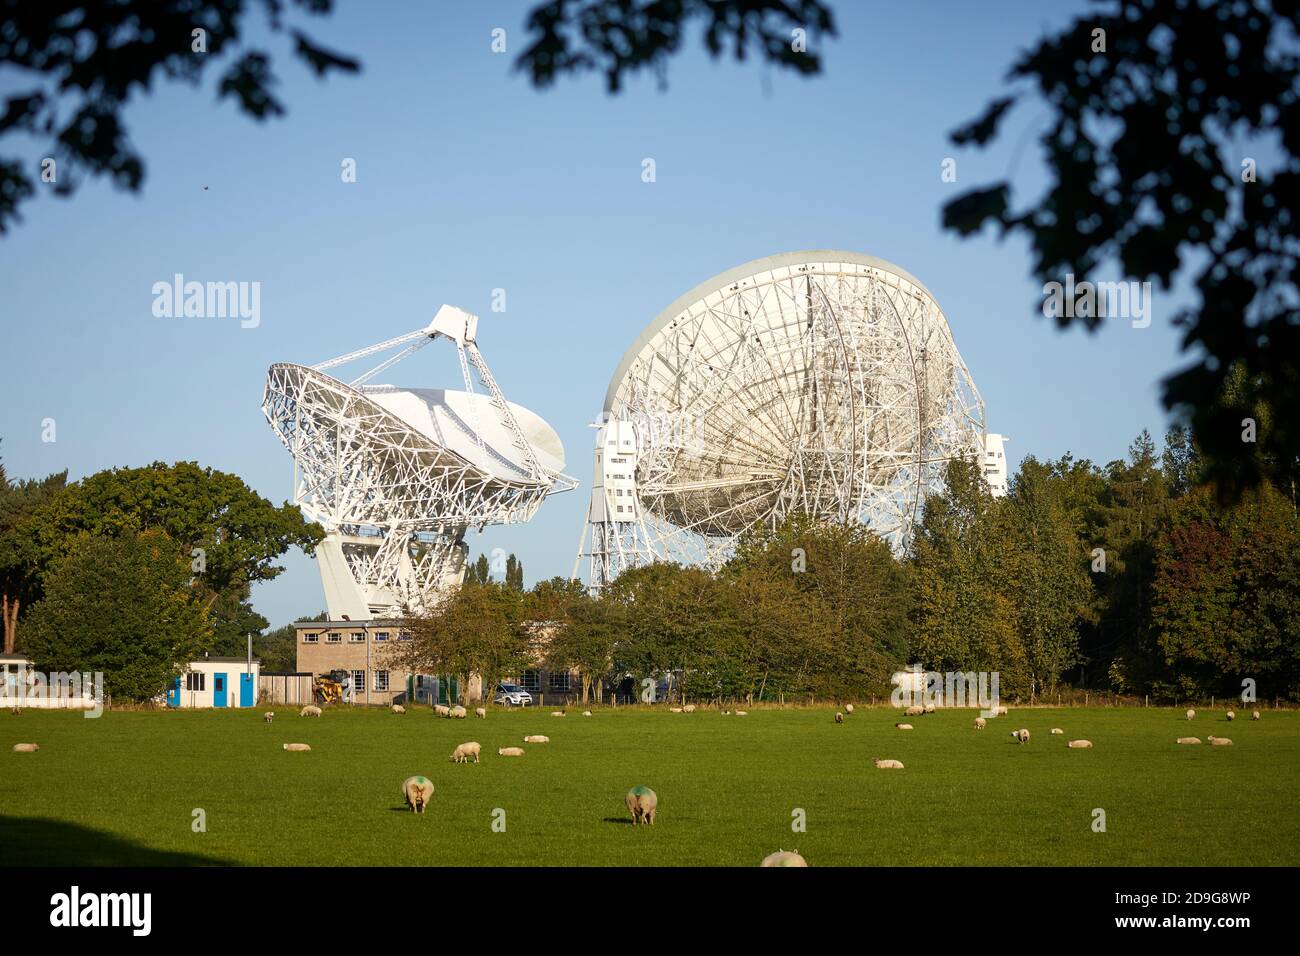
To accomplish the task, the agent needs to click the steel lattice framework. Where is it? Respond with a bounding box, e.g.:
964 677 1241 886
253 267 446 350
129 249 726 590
575 251 988 589
264 305 576 619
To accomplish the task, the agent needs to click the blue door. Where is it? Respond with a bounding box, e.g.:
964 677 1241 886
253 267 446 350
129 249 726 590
166 677 181 708
214 673 227 708
239 673 253 708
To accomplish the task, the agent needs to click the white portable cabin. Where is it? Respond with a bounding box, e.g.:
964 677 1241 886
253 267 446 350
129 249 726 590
165 657 261 709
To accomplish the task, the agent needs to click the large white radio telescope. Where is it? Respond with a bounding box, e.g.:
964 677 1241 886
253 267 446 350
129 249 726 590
575 251 999 590
263 305 576 620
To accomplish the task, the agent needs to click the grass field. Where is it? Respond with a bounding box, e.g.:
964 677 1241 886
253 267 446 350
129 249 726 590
2 705 1297 866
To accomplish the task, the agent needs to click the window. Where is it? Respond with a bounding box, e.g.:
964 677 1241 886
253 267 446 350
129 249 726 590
374 632 390 643
521 670 541 693
398 632 412 642
326 632 342 643
349 632 365 643
548 671 571 694
351 670 366 694
303 632 319 643
185 672 206 692
375 671 389 692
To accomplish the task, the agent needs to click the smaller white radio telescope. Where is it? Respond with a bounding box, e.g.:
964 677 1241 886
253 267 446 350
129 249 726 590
262 305 576 620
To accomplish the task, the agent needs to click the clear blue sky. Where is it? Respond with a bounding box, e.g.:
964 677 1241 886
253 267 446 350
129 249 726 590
0 1 1195 628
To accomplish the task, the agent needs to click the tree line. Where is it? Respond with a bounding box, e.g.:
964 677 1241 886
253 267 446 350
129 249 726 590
394 425 1299 706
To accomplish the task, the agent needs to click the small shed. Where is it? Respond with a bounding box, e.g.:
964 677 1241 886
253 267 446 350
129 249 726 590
166 657 261 709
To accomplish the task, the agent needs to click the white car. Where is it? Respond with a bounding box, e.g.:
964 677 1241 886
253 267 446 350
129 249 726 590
495 683 533 707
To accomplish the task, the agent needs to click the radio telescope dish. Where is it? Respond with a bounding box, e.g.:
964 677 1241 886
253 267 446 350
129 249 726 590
263 304 577 619
574 250 995 590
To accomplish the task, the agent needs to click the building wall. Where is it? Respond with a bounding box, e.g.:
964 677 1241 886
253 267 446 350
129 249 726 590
172 659 260 709
295 622 411 706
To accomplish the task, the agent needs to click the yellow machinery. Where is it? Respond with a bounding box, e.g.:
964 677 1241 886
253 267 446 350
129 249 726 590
314 670 348 706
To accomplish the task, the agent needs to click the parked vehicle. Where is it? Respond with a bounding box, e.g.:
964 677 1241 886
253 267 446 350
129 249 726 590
495 683 533 707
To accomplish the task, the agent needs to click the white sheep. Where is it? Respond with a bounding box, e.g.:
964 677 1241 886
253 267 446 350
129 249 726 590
299 705 321 718
11 742 38 753
682 704 697 713
1176 736 1201 745
434 704 450 716
391 704 406 715
282 743 311 752
402 775 434 813
895 722 913 730
903 705 924 717
625 786 658 826
760 849 808 867
1050 728 1064 735
450 741 481 764
497 747 525 757
923 702 936 715
844 704 854 714
523 734 549 744
1226 710 1235 722
551 710 566 717
1208 735 1233 746
835 712 844 724
475 707 487 719
995 705 1009 716
669 707 683 713
974 717 986 730
1067 739 1093 749
1251 709 1261 721
1011 728 1030 744
448 705 467 718
582 710 593 717
1186 708 1195 720
264 712 275 724
735 710 748 716
873 758 904 769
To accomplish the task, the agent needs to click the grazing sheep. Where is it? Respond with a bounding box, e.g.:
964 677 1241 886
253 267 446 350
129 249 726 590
974 717 987 730
391 704 406 714
551 710 566 717
995 705 1009 716
1207 735 1233 746
475 707 487 719
1226 710 1235 722
1067 739 1093 749
1011 728 1030 744
582 710 593 717
282 743 311 752
450 741 481 764
11 742 38 753
1176 736 1201 745
682 704 697 713
299 705 322 717
735 710 748 716
760 849 808 867
835 712 845 724
625 786 658 826
923 702 936 715
10 707 21 716
895 723 913 730
264 712 275 724
873 758 904 770
1186 708 1195 720
448 705 467 719
669 707 683 713
434 704 450 716
844 704 854 714
1252 710 1261 721
903 705 925 717
523 734 549 744
402 775 434 813
1050 728 1064 735
497 747 525 757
